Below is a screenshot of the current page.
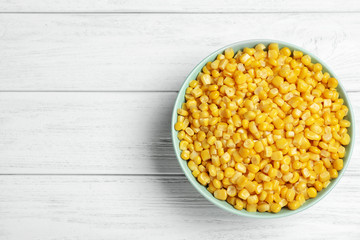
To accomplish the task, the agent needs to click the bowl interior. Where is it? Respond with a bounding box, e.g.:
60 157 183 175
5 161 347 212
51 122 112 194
171 39 355 218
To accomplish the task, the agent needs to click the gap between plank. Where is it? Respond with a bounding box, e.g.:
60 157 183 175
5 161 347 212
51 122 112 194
0 173 186 177
0 11 359 14
0 90 178 93
0 90 359 93
0 173 358 177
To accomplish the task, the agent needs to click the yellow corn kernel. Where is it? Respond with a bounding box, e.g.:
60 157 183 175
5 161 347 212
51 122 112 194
340 120 351 128
264 146 273 158
293 50 303 59
305 117 316 126
272 76 283 88
197 172 210 186
270 203 281 213
273 118 284 129
226 196 236 206
296 183 307 195
234 199 244 210
307 187 317 198
263 181 273 191
226 186 237 197
281 171 291 181
304 129 321 141
301 55 311 65
238 189 250 200
330 168 338 178
177 130 186 140
301 167 311 178
254 141 264 153
200 149 210 161
192 168 201 178
214 188 228 200
257 203 270 212
310 124 323 135
222 177 231 187
247 164 260 174
258 122 268 131
285 188 296 202
271 151 283 161
323 180 331 189
340 133 350 145
187 160 197 171
333 159 343 171
174 122 185 131
259 173 271 182
179 140 189 151
313 63 322 72
328 78 338 88
247 195 259 205
309 183 319 194
246 204 257 212
258 191 267 202
224 167 235 178
243 139 255 149
244 181 256 194
208 165 216 177
319 171 330 182
220 152 230 164
247 172 255 181
181 150 190 160
275 138 288 150
215 170 224 181
292 109 302 119
266 167 276 178
224 48 234 59
280 187 288 198
289 172 300 184
288 200 301 210
207 182 217 193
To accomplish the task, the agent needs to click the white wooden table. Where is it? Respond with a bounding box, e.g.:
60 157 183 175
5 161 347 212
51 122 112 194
0 1 360 239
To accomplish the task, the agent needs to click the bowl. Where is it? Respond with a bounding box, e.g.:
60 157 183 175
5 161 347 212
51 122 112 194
171 39 355 218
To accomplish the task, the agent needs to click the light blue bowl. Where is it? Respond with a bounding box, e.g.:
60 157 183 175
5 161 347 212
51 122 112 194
171 39 355 218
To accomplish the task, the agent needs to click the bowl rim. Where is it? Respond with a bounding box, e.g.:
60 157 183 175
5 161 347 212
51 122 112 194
171 39 355 218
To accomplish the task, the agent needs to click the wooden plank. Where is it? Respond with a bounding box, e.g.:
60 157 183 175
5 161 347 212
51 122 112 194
1 0 359 12
0 14 360 91
0 92 359 174
0 175 359 239
0 92 178 174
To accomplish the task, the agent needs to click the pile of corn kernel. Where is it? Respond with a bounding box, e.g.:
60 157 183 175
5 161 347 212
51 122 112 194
174 43 351 213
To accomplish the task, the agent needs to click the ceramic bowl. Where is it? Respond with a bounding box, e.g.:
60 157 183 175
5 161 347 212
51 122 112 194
171 39 355 218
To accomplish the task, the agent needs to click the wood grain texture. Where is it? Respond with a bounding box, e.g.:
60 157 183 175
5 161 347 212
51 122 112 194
0 92 176 174
0 92 359 174
0 175 359 240
0 14 360 91
1 0 360 12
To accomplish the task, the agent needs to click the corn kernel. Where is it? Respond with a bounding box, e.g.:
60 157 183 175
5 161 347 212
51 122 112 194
271 151 283 161
333 159 343 171
270 203 281 213
238 189 250 200
214 189 227 200
307 187 317 198
197 172 210 185
288 200 301 210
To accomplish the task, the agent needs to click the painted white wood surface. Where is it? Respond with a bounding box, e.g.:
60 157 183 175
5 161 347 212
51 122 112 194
0 92 359 175
1 0 360 12
0 175 359 240
0 14 360 91
0 2 360 239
